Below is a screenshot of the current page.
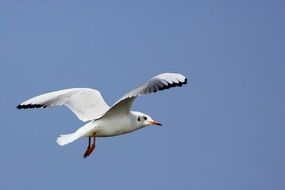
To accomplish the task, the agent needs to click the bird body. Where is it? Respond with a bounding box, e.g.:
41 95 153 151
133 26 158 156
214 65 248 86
17 73 187 158
94 111 143 137
57 111 153 145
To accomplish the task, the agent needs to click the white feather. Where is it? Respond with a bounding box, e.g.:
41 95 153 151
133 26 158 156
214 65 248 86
18 88 110 121
56 121 95 146
56 134 76 146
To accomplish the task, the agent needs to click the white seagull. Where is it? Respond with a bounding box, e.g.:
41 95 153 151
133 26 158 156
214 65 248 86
17 73 187 158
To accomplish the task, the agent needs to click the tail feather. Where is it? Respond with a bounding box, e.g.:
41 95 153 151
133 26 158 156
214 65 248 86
56 122 94 146
56 133 77 146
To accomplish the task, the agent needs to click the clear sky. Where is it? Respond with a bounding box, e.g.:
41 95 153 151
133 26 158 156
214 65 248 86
0 1 284 190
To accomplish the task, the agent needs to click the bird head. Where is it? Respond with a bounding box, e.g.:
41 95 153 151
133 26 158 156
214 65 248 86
133 111 162 127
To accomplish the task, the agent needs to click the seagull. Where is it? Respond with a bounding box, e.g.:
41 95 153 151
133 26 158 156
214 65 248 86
17 73 187 158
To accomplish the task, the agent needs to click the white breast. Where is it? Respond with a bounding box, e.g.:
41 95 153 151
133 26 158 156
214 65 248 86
93 115 138 137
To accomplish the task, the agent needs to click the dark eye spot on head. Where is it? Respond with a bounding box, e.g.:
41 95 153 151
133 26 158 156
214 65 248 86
137 117 141 122
143 116 147 120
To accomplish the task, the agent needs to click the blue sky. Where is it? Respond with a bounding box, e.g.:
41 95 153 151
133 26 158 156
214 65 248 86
1 1 284 190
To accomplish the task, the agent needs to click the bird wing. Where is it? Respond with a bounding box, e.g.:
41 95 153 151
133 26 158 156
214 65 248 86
101 73 187 118
17 88 110 122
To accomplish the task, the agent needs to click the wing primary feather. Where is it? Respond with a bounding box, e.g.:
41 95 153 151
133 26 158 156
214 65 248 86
17 104 46 109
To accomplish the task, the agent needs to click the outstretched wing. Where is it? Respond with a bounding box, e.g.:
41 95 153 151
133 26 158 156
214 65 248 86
101 73 187 118
17 88 110 122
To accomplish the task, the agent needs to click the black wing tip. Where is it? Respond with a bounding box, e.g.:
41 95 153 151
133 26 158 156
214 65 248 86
17 104 46 109
158 77 187 91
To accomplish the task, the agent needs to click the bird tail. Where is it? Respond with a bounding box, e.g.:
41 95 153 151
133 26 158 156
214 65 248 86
56 121 95 146
56 133 78 146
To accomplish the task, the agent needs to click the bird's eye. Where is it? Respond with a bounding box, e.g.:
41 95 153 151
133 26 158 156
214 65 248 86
143 116 147 120
137 117 141 122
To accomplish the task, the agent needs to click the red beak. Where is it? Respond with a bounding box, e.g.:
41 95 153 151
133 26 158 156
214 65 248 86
149 120 162 126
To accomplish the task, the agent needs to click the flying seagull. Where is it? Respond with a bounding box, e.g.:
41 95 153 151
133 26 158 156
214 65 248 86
17 73 187 158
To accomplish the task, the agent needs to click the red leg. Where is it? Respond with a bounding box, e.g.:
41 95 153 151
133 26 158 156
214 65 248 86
83 135 96 158
91 136 96 148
